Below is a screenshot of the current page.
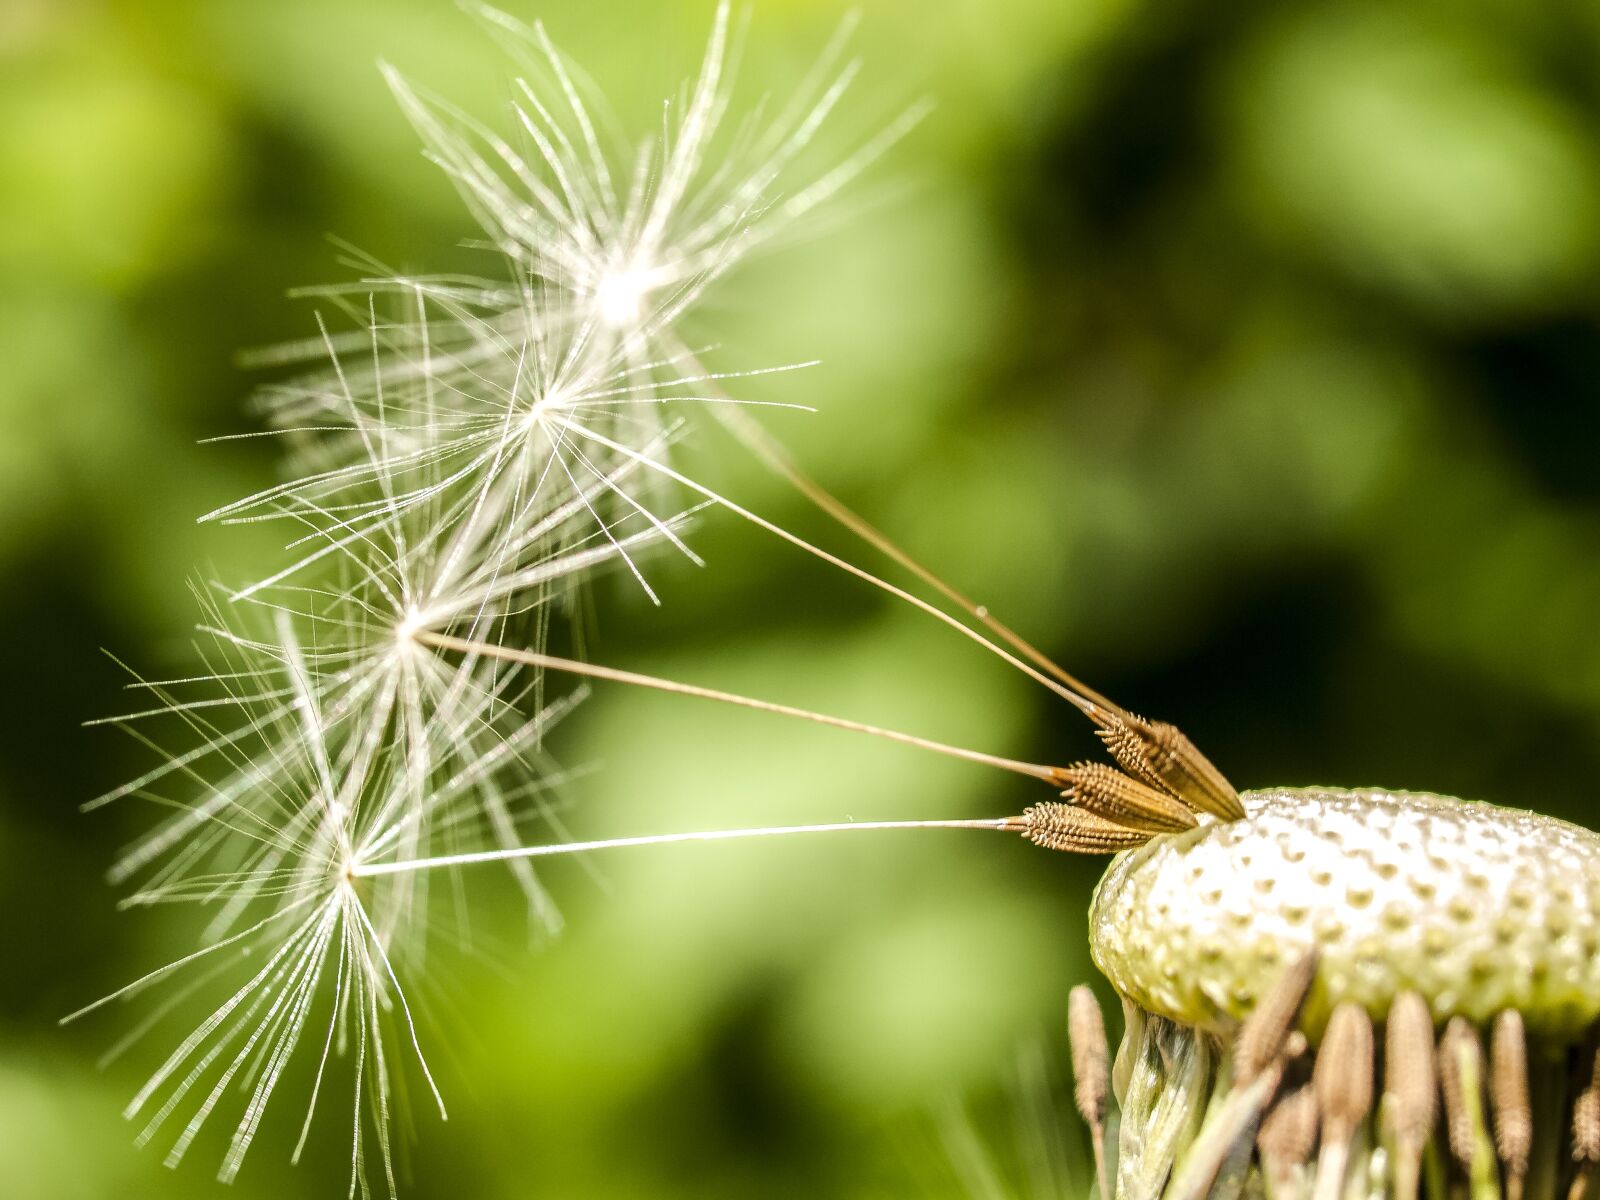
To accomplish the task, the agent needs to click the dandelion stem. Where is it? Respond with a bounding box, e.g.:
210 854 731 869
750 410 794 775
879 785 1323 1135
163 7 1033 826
415 629 1070 786
703 394 1123 717
560 419 1109 721
350 816 1024 878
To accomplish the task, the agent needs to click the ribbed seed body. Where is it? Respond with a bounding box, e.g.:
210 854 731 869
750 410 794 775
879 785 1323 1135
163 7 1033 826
1384 991 1436 1147
1068 984 1110 1127
1089 788 1600 1037
1097 714 1244 822
1234 949 1318 1083
1575 1051 1600 1164
1385 989 1436 1200
1257 1083 1318 1177
1314 1003 1373 1136
1491 1009 1531 1185
1059 762 1197 834
1024 802 1153 853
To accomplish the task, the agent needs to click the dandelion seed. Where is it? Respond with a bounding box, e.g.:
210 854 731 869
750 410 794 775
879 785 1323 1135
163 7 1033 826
1067 985 1111 1200
1257 1083 1318 1197
1491 1008 1532 1199
1233 948 1318 1086
1382 990 1435 1200
1057 761 1199 835
1310 1003 1373 1200
82 8 917 1190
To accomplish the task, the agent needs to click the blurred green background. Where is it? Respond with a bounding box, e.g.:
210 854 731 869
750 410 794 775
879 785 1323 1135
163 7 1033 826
6 0 1600 1196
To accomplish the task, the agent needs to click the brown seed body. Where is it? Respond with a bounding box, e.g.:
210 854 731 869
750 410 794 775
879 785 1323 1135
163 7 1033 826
1440 1017 1484 1172
1067 984 1109 1127
1100 714 1244 822
1058 762 1198 834
1022 802 1152 853
1491 1009 1532 1191
1257 1082 1319 1182
1576 1049 1600 1165
1067 985 1111 1200
1308 1003 1374 1200
1314 1002 1374 1138
1235 948 1319 1084
1097 718 1173 796
1385 990 1436 1200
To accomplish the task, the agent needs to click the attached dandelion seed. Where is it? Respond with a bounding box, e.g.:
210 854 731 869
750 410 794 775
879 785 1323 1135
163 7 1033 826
1383 990 1436 1200
1233 948 1319 1087
1573 1047 1600 1198
1310 1003 1373 1200
1257 1082 1318 1198
1492 1008 1532 1200
1067 984 1111 1200
1056 762 1199 835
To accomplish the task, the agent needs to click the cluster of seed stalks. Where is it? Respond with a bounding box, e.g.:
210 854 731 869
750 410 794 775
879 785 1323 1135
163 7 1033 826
1067 955 1600 1200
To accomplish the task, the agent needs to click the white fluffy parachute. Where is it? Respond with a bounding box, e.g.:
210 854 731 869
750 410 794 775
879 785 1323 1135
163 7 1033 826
76 5 916 1194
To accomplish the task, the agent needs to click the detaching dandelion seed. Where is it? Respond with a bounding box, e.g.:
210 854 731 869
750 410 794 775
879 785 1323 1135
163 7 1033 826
74 6 913 1191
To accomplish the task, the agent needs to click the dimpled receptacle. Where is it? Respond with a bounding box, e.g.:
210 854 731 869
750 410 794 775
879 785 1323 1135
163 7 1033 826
1089 788 1600 1039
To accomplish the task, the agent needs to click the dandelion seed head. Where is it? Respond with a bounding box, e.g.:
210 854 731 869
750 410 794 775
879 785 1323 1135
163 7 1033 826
1090 787 1600 1037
